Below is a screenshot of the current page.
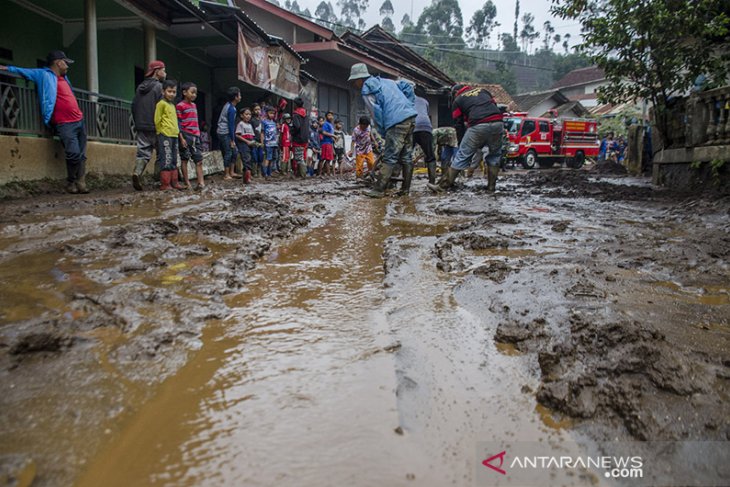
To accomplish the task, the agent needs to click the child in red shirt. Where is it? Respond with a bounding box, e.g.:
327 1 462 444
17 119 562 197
280 113 292 177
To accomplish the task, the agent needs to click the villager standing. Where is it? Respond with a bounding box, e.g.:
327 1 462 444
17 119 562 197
428 84 503 193
348 63 417 197
131 60 166 191
413 86 438 185
217 87 241 180
291 97 309 178
176 82 205 190
1 51 89 194
154 80 184 191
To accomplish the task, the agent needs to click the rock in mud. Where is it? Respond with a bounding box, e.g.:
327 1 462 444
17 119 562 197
494 318 547 352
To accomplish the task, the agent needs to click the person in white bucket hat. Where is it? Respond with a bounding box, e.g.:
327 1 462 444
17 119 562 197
348 63 417 197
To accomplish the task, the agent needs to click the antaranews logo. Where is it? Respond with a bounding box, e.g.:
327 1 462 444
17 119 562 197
482 451 507 475
481 450 643 479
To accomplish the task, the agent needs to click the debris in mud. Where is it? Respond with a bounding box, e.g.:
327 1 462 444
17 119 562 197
435 232 513 272
453 212 519 230
383 237 406 278
566 281 606 299
592 161 628 175
394 426 404 435
494 318 547 352
535 314 720 440
473 260 515 282
10 331 70 355
548 220 571 233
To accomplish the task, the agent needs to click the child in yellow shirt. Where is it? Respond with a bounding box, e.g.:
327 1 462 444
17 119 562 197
154 80 183 190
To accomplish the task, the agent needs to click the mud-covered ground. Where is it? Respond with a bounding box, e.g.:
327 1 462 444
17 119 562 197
0 167 728 486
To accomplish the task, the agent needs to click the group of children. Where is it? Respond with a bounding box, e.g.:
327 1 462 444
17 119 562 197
152 83 384 191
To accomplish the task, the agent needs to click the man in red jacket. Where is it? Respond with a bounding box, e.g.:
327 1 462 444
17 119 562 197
428 84 504 193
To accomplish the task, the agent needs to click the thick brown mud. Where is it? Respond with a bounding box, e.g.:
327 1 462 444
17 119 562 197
0 168 728 486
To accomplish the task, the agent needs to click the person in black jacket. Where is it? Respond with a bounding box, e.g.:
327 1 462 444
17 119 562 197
291 97 309 178
428 84 504 193
132 60 166 191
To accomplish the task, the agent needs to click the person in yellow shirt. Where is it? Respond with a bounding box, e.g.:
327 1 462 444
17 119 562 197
154 80 183 190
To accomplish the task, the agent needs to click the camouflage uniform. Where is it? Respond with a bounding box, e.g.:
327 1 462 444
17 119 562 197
432 127 458 168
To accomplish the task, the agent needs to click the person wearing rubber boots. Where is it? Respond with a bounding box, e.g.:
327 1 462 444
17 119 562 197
348 63 417 198
428 84 504 193
1 51 90 194
132 60 166 191
413 86 438 185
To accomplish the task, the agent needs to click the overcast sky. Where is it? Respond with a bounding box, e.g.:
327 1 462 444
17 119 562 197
296 0 582 49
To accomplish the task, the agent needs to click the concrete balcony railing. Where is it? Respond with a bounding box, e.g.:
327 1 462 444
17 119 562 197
661 85 730 149
653 84 730 191
0 71 134 144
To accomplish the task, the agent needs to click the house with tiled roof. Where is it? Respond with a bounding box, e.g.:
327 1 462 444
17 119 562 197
551 66 606 107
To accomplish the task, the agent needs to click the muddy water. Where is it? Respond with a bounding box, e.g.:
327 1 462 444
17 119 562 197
74 196 585 487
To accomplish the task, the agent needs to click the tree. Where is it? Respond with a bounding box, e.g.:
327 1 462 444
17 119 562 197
337 0 369 31
541 20 555 51
284 0 303 13
476 61 518 94
314 1 337 27
415 0 464 41
513 0 520 41
467 1 498 49
553 33 562 51
519 13 539 53
379 0 395 33
561 33 571 54
551 0 730 136
400 13 413 32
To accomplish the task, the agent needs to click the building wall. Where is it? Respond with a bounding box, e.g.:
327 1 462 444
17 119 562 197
303 60 358 131
235 3 316 44
0 134 136 184
527 99 561 118
0 3 62 68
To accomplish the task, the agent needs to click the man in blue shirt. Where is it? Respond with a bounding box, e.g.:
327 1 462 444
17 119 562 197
216 87 241 180
348 63 417 197
1 50 89 194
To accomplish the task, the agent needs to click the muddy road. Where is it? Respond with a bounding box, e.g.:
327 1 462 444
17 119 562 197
0 169 728 486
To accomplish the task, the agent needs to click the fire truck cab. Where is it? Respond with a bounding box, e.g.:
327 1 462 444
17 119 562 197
504 114 599 169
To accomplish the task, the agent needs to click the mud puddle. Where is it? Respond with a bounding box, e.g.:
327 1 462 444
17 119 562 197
1 170 728 486
73 194 592 487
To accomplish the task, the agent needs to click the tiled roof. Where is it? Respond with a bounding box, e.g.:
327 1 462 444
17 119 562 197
512 90 569 111
551 66 605 90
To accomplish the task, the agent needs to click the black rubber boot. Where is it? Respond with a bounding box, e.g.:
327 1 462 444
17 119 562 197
427 167 460 193
426 162 437 185
487 165 499 192
364 163 394 198
397 164 414 196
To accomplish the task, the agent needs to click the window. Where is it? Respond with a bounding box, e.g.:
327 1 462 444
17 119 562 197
521 120 536 136
539 121 550 133
318 84 350 131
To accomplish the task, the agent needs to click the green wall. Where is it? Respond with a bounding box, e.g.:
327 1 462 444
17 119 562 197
0 3 62 68
1 3 214 104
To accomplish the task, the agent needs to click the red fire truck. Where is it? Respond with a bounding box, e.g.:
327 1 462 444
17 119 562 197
504 114 600 169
